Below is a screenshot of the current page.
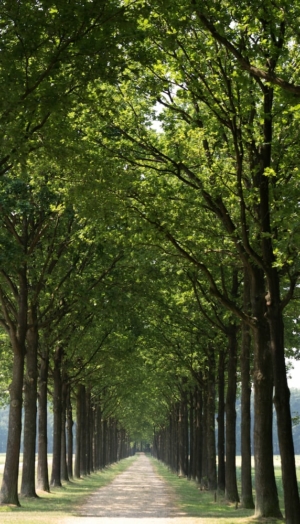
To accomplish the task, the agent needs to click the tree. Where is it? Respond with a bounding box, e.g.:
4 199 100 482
0 0 131 175
74 5 300 517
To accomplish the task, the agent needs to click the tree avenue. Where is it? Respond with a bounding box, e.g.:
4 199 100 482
0 1 300 523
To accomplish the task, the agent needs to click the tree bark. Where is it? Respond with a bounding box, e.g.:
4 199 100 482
240 270 254 508
102 418 108 468
96 403 102 470
206 351 217 490
37 347 50 492
21 306 39 498
250 267 282 518
86 389 92 474
80 385 87 476
189 392 194 480
75 385 83 479
66 385 73 479
60 376 69 482
267 269 300 523
0 350 25 505
0 268 27 506
225 324 239 502
178 391 188 477
217 350 225 492
201 380 208 488
50 346 63 487
195 385 203 484
170 406 178 473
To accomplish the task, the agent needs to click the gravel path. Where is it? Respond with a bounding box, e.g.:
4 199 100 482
63 453 204 524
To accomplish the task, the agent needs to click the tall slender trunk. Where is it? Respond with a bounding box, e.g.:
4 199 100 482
217 350 225 492
267 269 300 524
240 270 254 508
0 350 25 505
225 324 239 502
0 268 28 506
189 392 194 480
75 385 83 479
96 403 102 470
195 385 203 483
206 350 217 490
66 386 73 479
60 376 68 482
178 390 188 477
80 386 87 476
21 305 38 497
170 407 178 473
50 347 63 487
201 379 208 487
102 419 107 468
246 70 298 521
91 397 96 471
250 266 282 518
37 347 50 492
86 389 91 474
109 419 115 464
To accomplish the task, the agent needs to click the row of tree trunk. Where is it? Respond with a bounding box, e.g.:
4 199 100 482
1 337 130 506
152 330 284 514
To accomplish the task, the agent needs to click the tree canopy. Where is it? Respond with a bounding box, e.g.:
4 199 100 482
1 1 300 521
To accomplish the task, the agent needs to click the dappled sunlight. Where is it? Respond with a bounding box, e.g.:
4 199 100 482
76 454 186 519
64 518 213 524
61 454 262 524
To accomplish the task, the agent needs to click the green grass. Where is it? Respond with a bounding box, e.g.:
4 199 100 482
150 457 290 524
0 454 298 523
0 456 137 524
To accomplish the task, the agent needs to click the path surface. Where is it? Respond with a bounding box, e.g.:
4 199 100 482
63 453 203 524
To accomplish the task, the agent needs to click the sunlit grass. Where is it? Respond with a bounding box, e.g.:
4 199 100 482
0 453 299 523
151 456 300 524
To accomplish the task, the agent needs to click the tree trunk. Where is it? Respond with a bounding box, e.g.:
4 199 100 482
96 404 102 470
0 350 25 505
201 380 208 487
109 419 115 464
225 324 239 502
86 389 91 474
37 347 50 492
50 347 63 487
178 391 188 477
102 418 107 468
250 267 282 518
80 386 87 476
0 269 27 506
240 270 254 508
60 377 68 482
217 350 225 492
267 269 300 524
66 386 73 479
189 392 194 480
21 306 38 498
194 382 203 483
206 351 217 490
91 397 96 471
75 385 83 479
170 407 178 473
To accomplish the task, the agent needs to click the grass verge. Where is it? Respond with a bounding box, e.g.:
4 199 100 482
150 457 284 524
0 455 137 524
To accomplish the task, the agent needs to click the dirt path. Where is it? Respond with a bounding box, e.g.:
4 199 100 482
63 453 204 524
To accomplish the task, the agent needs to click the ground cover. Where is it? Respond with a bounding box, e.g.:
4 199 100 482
0 455 137 524
0 453 299 523
151 456 300 524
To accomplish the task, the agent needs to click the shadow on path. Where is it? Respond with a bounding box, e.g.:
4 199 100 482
78 454 187 519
